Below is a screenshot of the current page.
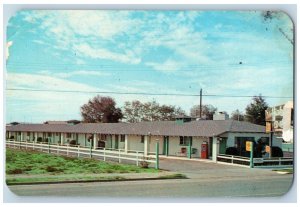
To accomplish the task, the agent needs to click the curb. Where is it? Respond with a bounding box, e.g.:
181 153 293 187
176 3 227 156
7 176 188 186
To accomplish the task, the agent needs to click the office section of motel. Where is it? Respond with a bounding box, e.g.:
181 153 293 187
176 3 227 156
6 116 282 160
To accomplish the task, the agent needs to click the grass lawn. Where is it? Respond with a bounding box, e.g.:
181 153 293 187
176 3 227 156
272 168 293 174
6 148 160 184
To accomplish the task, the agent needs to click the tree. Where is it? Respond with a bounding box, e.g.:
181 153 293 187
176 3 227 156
122 100 186 122
245 95 269 126
190 104 217 120
80 95 123 123
231 109 245 121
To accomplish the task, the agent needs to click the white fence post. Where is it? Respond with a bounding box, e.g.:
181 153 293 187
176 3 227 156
67 145 69 156
77 146 80 158
279 158 281 166
119 149 121 163
103 148 106 161
33 142 35 150
231 155 234 164
136 151 139 166
57 144 59 155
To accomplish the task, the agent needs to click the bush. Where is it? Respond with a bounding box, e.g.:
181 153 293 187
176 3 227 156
272 146 283 157
37 137 43 143
139 161 149 168
69 140 77 146
8 169 23 174
46 166 63 173
225 147 239 156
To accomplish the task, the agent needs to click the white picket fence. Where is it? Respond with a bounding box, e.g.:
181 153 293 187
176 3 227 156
217 154 293 168
6 140 157 167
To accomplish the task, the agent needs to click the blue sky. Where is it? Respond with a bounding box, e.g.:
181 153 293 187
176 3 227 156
6 10 293 123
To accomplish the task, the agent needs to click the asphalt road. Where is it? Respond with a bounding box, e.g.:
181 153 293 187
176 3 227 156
6 158 294 201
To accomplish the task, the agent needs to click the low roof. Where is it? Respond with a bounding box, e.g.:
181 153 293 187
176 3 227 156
6 120 266 137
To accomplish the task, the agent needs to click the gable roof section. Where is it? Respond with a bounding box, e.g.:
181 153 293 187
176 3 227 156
6 120 266 137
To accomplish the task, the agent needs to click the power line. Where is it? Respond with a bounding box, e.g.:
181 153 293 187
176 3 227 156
6 88 293 99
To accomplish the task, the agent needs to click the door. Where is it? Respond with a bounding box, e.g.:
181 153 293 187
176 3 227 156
219 138 227 154
115 135 119 149
163 136 169 155
98 140 105 148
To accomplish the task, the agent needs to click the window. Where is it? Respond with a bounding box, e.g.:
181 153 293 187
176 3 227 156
67 133 72 138
48 132 52 137
141 135 145 143
27 132 30 136
120 135 125 142
56 132 59 136
179 136 192 146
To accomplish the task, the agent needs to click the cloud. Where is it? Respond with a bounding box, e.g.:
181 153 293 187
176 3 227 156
37 70 110 78
20 10 142 65
145 59 183 73
73 44 141 64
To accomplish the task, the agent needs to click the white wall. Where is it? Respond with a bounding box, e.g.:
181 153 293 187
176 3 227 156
127 135 144 152
148 136 164 154
168 136 208 157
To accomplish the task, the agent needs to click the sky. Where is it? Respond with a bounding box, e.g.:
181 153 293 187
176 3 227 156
5 10 294 123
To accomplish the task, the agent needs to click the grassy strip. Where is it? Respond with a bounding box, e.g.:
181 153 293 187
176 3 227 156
6 148 158 175
272 168 293 174
158 173 187 179
6 173 188 185
6 175 125 185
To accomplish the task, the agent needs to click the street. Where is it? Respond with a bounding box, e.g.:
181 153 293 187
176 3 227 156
6 158 294 200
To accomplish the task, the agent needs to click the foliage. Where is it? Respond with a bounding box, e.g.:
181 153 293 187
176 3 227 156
6 148 158 175
158 173 187 179
231 109 245 121
122 100 186 122
69 140 77 146
225 147 239 156
245 95 269 126
190 104 217 120
80 95 123 123
271 146 283 157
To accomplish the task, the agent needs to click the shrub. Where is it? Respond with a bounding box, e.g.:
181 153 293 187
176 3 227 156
69 140 77 146
8 169 23 174
139 161 149 168
46 166 63 173
37 137 43 143
225 147 239 156
272 146 283 157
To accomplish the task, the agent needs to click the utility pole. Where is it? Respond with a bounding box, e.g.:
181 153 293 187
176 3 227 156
200 88 202 119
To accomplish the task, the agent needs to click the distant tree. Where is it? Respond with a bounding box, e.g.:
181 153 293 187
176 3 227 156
123 100 144 123
122 100 186 122
231 109 245 121
245 95 269 125
80 95 123 123
190 104 217 120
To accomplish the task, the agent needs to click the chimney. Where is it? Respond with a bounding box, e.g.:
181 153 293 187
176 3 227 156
213 111 229 120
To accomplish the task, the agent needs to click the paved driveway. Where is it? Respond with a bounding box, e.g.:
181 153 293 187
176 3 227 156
159 157 290 180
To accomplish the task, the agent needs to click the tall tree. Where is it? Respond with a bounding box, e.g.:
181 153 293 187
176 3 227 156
190 104 217 120
245 95 269 125
80 95 123 123
231 109 245 121
122 100 186 122
123 100 144 123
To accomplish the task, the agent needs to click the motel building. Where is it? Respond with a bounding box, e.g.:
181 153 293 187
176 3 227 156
5 114 282 161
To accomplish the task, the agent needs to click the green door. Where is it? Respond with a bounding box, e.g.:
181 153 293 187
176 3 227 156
163 136 169 156
115 135 119 149
219 138 227 154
